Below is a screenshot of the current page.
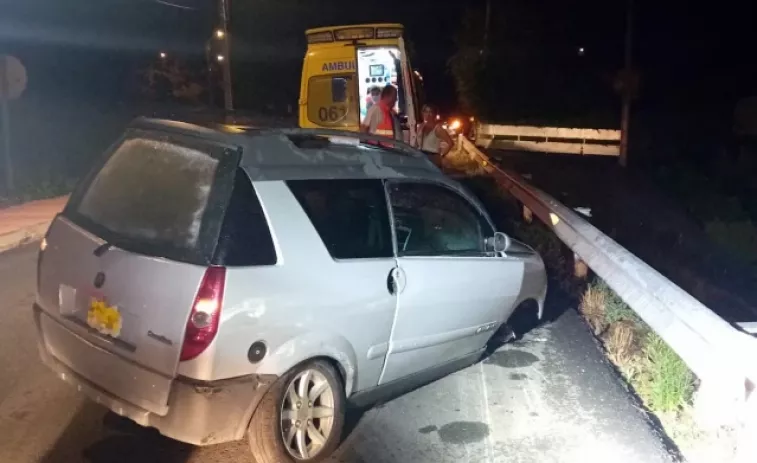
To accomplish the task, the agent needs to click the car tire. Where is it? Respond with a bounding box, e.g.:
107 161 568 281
248 359 346 463
486 323 517 354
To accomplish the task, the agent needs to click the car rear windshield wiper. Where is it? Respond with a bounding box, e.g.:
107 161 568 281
93 242 113 257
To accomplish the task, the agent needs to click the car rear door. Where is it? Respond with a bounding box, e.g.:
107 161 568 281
378 180 523 385
36 130 239 414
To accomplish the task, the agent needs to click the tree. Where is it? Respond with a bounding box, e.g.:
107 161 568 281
447 9 487 114
140 57 205 104
448 2 559 122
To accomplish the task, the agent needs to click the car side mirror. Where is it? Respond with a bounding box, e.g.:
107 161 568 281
486 232 511 253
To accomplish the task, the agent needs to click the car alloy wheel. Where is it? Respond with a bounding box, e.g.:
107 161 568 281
280 368 336 460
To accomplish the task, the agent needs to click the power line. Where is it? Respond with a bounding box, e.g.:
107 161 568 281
151 0 199 11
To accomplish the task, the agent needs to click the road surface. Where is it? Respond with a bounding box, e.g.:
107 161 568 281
0 243 678 463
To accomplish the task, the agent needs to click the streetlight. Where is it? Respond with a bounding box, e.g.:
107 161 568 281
159 52 167 59
201 0 233 112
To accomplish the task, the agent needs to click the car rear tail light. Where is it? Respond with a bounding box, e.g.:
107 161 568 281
180 266 226 362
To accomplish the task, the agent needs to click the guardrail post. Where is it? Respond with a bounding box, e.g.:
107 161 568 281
573 253 589 279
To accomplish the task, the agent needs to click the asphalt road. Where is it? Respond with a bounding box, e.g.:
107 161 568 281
0 243 678 463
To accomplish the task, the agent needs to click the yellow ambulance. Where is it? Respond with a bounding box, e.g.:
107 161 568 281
299 23 424 144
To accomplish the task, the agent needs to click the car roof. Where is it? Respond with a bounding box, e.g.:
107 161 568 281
129 117 447 182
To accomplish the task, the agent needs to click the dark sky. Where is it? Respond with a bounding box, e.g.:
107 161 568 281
1 0 756 113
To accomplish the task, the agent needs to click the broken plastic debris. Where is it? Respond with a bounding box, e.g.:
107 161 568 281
574 207 592 218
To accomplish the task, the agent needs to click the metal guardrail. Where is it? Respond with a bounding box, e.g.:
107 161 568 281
475 123 621 156
455 136 757 461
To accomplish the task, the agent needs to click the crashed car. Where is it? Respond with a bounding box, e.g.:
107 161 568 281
33 118 547 462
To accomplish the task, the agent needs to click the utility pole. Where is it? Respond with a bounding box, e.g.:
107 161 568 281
204 41 215 108
0 58 13 192
218 0 234 113
619 0 634 167
483 0 492 55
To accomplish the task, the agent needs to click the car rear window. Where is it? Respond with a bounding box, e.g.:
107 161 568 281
67 134 239 265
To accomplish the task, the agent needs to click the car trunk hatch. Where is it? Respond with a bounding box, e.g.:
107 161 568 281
36 132 239 414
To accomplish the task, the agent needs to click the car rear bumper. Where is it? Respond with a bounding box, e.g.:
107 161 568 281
34 303 276 446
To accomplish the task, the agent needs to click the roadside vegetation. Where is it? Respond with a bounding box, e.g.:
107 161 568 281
0 172 75 209
580 281 695 416
654 159 757 266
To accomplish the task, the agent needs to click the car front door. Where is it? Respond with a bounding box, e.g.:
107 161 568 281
378 180 523 385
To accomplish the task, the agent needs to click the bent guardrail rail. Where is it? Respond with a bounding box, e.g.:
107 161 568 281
475 123 621 156
455 135 757 461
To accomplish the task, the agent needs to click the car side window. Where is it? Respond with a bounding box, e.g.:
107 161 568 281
388 181 494 257
213 168 277 267
287 179 393 259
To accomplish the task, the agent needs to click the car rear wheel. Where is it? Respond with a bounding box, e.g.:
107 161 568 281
248 360 345 463
486 323 517 354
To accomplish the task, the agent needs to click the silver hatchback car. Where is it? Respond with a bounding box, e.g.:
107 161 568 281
34 118 547 462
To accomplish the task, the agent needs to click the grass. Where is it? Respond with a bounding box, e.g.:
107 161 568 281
637 333 696 413
577 277 703 455
594 280 641 325
577 279 695 415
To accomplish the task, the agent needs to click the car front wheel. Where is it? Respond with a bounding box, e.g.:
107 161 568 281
248 359 345 463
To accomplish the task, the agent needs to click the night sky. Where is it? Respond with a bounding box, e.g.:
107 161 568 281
1 0 756 118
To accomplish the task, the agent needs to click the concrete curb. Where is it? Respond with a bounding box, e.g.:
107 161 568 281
0 195 67 255
0 221 51 254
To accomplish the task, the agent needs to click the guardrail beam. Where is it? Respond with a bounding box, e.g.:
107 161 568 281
476 123 621 156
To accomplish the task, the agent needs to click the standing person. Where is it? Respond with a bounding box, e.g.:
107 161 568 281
365 85 381 112
361 84 401 140
416 104 455 165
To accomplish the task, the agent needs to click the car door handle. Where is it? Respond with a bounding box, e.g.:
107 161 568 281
386 267 406 295
387 269 397 295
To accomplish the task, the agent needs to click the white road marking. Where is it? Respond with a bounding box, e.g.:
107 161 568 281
478 361 494 463
522 378 537 413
